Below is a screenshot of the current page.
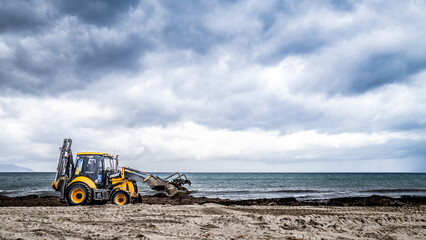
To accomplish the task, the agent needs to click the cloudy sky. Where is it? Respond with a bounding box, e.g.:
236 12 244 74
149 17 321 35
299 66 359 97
0 0 425 172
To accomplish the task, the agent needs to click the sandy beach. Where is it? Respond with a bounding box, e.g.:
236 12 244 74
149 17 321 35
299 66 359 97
1 201 425 240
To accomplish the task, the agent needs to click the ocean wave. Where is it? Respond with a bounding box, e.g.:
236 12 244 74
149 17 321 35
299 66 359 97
191 189 328 194
360 189 426 193
0 189 58 197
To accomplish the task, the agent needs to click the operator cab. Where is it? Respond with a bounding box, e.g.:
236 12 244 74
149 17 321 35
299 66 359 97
74 152 117 188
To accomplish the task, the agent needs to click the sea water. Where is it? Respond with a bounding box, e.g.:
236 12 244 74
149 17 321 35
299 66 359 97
0 172 425 200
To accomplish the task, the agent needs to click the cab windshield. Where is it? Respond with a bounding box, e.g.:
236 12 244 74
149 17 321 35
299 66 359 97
75 155 103 178
104 156 116 171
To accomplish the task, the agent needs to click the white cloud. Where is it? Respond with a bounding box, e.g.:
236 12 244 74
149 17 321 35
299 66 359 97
1 91 424 172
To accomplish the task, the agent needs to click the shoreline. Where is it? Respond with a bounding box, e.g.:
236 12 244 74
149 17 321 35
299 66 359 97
1 193 425 207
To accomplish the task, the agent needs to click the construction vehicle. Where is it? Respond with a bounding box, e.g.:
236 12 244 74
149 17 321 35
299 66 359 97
52 138 191 206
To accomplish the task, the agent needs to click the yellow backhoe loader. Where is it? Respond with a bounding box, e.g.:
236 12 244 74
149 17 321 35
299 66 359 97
52 139 191 206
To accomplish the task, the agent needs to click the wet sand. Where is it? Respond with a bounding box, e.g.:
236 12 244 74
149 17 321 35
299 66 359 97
0 194 425 207
0 195 425 239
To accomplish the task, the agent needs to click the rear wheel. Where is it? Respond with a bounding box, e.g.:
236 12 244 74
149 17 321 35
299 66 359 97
112 191 129 206
67 183 92 206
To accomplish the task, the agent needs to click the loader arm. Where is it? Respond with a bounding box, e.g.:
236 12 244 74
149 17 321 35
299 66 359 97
122 167 191 198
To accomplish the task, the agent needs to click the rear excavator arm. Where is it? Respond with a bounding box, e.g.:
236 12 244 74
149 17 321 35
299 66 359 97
52 138 74 201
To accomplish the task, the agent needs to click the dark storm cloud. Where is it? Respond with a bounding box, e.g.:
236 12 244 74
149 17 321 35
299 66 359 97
302 50 426 96
0 39 66 95
0 0 50 33
254 0 357 64
329 0 355 11
161 23 220 54
251 1 426 96
392 122 426 131
0 0 156 95
1 0 424 97
0 0 225 95
348 52 426 94
52 0 140 27
0 32 152 95
257 33 327 65
159 1 225 54
0 0 424 128
75 33 152 76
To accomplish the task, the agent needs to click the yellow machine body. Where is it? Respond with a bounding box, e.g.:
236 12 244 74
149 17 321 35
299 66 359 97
53 138 191 205
53 149 140 205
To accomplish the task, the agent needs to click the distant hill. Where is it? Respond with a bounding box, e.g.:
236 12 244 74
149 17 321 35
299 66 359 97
0 163 34 172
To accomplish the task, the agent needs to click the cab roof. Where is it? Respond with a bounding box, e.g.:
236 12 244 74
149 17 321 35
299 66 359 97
77 152 114 158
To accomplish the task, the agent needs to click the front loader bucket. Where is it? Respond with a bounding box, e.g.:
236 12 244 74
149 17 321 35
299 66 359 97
149 179 167 191
165 183 178 197
166 184 190 198
123 168 191 198
169 189 190 198
149 180 190 198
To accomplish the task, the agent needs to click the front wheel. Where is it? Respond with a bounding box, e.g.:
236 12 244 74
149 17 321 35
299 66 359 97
67 183 92 206
112 191 129 206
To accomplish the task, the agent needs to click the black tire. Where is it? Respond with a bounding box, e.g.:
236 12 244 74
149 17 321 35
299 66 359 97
112 191 129 206
67 183 92 206
137 193 142 203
